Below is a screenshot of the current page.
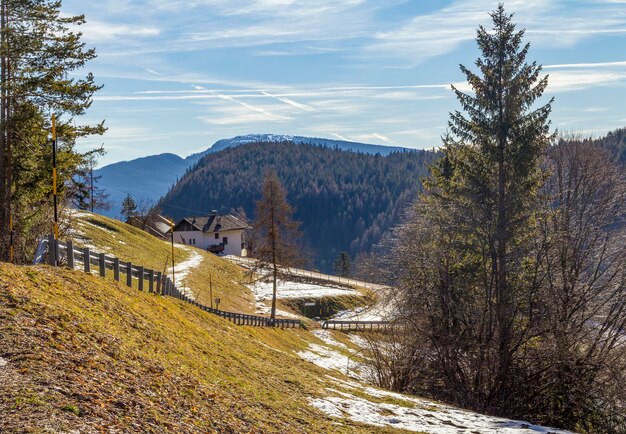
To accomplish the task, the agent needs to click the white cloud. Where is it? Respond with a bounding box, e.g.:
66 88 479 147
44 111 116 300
367 0 626 63
331 133 351 141
547 70 626 92
545 60 626 69
80 21 160 41
370 133 394 144
261 91 315 112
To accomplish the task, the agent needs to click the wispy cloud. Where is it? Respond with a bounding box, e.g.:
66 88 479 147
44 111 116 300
367 0 626 63
261 91 315 112
80 21 160 41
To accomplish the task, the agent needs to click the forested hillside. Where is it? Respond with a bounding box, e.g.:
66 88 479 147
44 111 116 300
160 142 436 271
566 127 626 163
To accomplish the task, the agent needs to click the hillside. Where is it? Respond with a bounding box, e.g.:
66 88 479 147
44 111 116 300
93 151 209 219
95 134 410 219
160 141 436 272
65 210 257 313
0 264 377 433
1 211 572 433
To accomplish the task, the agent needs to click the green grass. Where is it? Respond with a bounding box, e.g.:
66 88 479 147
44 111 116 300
67 211 256 313
0 263 404 433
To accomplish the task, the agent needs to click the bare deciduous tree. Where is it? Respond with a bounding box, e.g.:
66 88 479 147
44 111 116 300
250 170 303 324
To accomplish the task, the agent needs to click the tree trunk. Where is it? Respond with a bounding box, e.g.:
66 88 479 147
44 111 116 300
0 0 8 261
269 181 277 325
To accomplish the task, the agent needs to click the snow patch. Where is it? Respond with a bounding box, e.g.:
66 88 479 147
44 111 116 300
312 330 348 349
310 390 572 433
296 343 371 381
254 303 300 319
0 357 7 368
167 246 203 300
247 279 360 300
348 333 369 349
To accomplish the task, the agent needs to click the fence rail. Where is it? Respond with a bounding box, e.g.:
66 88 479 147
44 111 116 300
322 320 390 331
37 235 301 329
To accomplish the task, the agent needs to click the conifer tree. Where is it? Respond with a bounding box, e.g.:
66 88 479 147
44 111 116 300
390 4 553 414
69 151 111 212
251 170 303 324
120 194 137 221
333 251 351 277
0 0 104 261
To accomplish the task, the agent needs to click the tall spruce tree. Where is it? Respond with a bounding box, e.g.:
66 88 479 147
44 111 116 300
388 4 553 416
0 0 103 262
250 170 303 324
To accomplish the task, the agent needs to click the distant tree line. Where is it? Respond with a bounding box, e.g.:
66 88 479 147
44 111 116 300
160 141 436 272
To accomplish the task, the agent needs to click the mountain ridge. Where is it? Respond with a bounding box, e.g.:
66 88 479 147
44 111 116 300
95 134 417 218
160 140 437 272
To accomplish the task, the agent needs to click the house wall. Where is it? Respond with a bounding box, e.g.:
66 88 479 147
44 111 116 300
174 229 247 257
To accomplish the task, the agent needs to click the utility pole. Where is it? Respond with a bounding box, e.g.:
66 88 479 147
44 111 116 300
52 114 58 240
170 220 175 286
209 273 213 309
89 158 94 212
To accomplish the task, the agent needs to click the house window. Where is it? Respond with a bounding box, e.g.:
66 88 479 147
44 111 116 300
223 236 228 245
215 233 219 239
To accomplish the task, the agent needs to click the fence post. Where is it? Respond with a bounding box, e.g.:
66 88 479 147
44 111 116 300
113 257 120 281
156 272 162 294
126 262 132 287
83 247 91 273
47 234 55 266
99 253 106 277
66 240 74 269
47 234 58 266
148 270 154 293
138 266 144 291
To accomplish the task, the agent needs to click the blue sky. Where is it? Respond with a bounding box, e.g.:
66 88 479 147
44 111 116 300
62 0 626 165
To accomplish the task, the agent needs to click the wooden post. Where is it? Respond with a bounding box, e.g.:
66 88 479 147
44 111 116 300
66 240 74 269
83 247 91 273
113 257 120 281
138 266 144 291
126 262 132 287
99 253 106 277
47 234 56 266
148 270 154 293
156 271 161 294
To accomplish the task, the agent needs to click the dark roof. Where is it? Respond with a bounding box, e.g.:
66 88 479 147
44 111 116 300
127 214 174 238
174 214 250 233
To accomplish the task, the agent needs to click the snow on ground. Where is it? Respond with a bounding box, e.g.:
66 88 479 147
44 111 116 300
246 278 361 318
311 379 572 434
254 303 301 319
332 289 395 322
64 209 92 219
167 246 203 299
312 330 348 349
348 333 369 349
248 279 360 300
0 357 7 368
296 343 371 381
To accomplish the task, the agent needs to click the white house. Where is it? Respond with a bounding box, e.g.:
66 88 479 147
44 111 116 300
172 212 251 257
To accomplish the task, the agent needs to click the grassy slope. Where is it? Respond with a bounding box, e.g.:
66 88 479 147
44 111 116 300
68 211 255 313
0 264 405 433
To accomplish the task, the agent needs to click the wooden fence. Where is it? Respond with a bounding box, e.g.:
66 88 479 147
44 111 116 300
40 235 301 329
322 320 390 331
